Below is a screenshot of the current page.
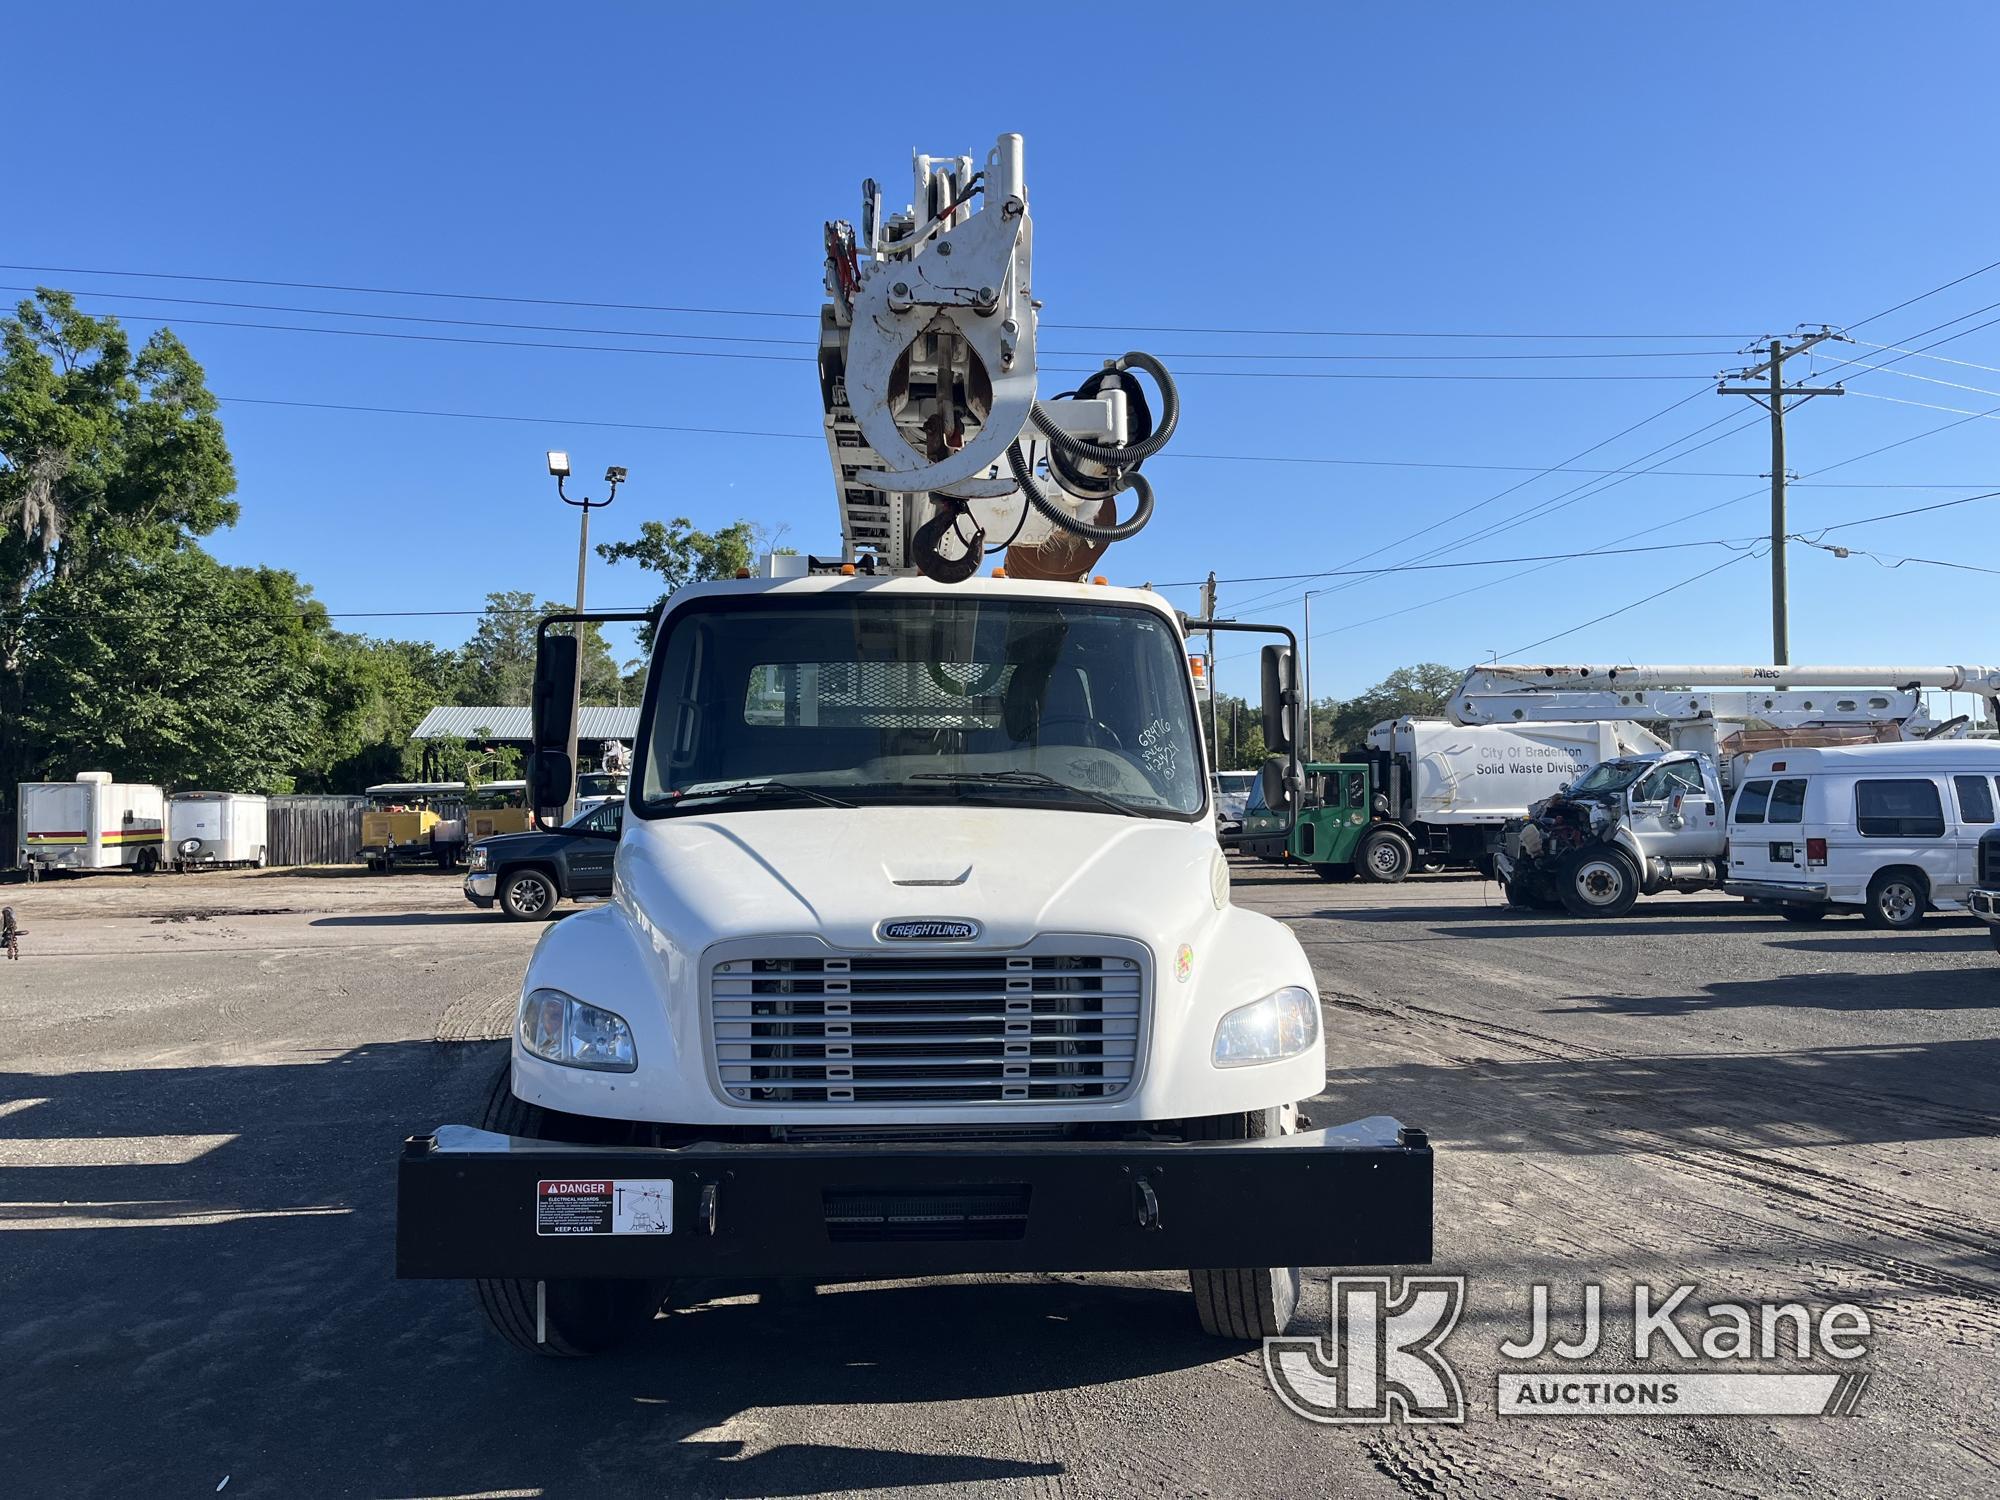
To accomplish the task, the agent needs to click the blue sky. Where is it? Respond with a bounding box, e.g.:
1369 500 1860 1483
10 3 2000 715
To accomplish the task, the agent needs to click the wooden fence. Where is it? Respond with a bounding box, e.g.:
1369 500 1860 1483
265 795 370 867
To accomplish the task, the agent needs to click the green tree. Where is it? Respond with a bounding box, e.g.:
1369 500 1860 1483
455 590 621 706
1315 663 1461 754
302 634 471 790
596 516 759 649
18 550 323 793
1 291 239 798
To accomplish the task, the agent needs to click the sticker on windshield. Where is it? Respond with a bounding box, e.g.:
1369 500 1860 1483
1139 719 1181 780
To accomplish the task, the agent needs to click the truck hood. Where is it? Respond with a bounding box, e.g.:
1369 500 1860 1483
615 804 1219 953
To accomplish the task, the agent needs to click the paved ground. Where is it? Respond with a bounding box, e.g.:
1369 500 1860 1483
2 861 1996 1498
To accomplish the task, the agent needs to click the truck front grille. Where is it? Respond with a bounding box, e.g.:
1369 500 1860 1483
1981 829 2000 888
709 949 1144 1105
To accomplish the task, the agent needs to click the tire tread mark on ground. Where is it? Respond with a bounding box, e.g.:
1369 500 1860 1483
1323 992 2000 1303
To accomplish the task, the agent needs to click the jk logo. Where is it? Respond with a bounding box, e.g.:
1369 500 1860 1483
1264 1275 1467 1425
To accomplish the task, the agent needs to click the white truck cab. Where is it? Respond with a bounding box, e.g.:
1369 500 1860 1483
1496 750 1726 916
396 573 1433 1353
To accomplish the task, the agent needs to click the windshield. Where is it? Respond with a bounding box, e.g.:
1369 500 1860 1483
635 594 1205 820
1570 758 1651 795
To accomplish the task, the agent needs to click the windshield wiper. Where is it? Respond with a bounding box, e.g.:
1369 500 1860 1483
910 769 1148 818
672 780 858 810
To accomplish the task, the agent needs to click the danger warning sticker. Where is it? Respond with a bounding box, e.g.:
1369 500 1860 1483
535 1179 674 1236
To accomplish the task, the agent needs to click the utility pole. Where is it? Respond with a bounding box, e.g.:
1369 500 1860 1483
1201 571 1220 770
1302 593 1313 760
547 453 626 819
1717 329 1846 664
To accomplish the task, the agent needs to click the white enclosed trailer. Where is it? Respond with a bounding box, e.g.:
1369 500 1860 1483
167 792 270 869
17 773 167 874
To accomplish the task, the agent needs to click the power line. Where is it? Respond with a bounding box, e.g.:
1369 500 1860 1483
1504 552 1763 656
1 282 1752 365
1231 307 2000 668
1800 487 2000 537
1798 539 2000 578
70 308 1718 381
1818 353 2000 403
1225 387 1715 611
219 394 824 443
1842 255 2000 333
0 262 1759 341
1847 338 2000 376
1846 390 2000 423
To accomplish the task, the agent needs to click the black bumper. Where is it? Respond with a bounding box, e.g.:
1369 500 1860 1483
396 1116 1432 1280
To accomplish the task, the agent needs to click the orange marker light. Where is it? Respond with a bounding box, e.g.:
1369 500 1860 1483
992 567 1008 578
1092 575 1108 586
840 563 857 576
735 567 751 578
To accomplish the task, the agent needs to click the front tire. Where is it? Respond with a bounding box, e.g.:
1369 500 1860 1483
472 1068 663 1356
1863 870 1927 930
1187 1107 1302 1340
500 868 559 921
1357 828 1414 884
1557 847 1639 918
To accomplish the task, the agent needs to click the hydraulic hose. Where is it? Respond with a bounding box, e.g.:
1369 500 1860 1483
1028 351 1180 468
1007 442 1156 543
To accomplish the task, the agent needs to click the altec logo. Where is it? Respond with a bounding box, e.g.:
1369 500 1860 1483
879 919 981 942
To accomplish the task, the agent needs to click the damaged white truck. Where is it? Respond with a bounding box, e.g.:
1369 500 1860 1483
1473 663 2000 918
395 136 1432 1353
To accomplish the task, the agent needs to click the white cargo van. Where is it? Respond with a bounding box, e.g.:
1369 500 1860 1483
1722 741 2000 928
17 773 167 875
167 792 269 869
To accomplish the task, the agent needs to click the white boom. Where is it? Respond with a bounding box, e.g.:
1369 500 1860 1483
818 135 1178 583
1448 661 2000 759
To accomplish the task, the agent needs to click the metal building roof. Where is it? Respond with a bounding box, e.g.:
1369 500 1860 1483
409 706 642 742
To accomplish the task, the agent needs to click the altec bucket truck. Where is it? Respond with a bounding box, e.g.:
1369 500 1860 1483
395 135 1432 1354
1461 662 2000 917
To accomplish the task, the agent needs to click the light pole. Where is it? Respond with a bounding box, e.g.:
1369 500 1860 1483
547 452 625 819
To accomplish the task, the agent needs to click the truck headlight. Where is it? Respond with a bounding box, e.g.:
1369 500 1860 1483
1212 985 1319 1067
469 845 490 872
518 988 637 1072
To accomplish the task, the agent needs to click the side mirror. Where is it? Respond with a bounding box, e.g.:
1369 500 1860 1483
1260 645 1297 756
1258 754 1295 815
527 748 573 820
531 631 580 755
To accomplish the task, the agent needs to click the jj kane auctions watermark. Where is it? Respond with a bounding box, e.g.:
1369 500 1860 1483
1264 1277 1872 1424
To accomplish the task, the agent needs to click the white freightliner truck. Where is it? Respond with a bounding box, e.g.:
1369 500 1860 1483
1467 662 2000 918
395 136 1432 1354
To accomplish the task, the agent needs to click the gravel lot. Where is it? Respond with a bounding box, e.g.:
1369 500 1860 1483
2 861 1995 1498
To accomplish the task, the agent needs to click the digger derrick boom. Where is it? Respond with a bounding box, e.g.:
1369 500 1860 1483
818 134 1176 583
